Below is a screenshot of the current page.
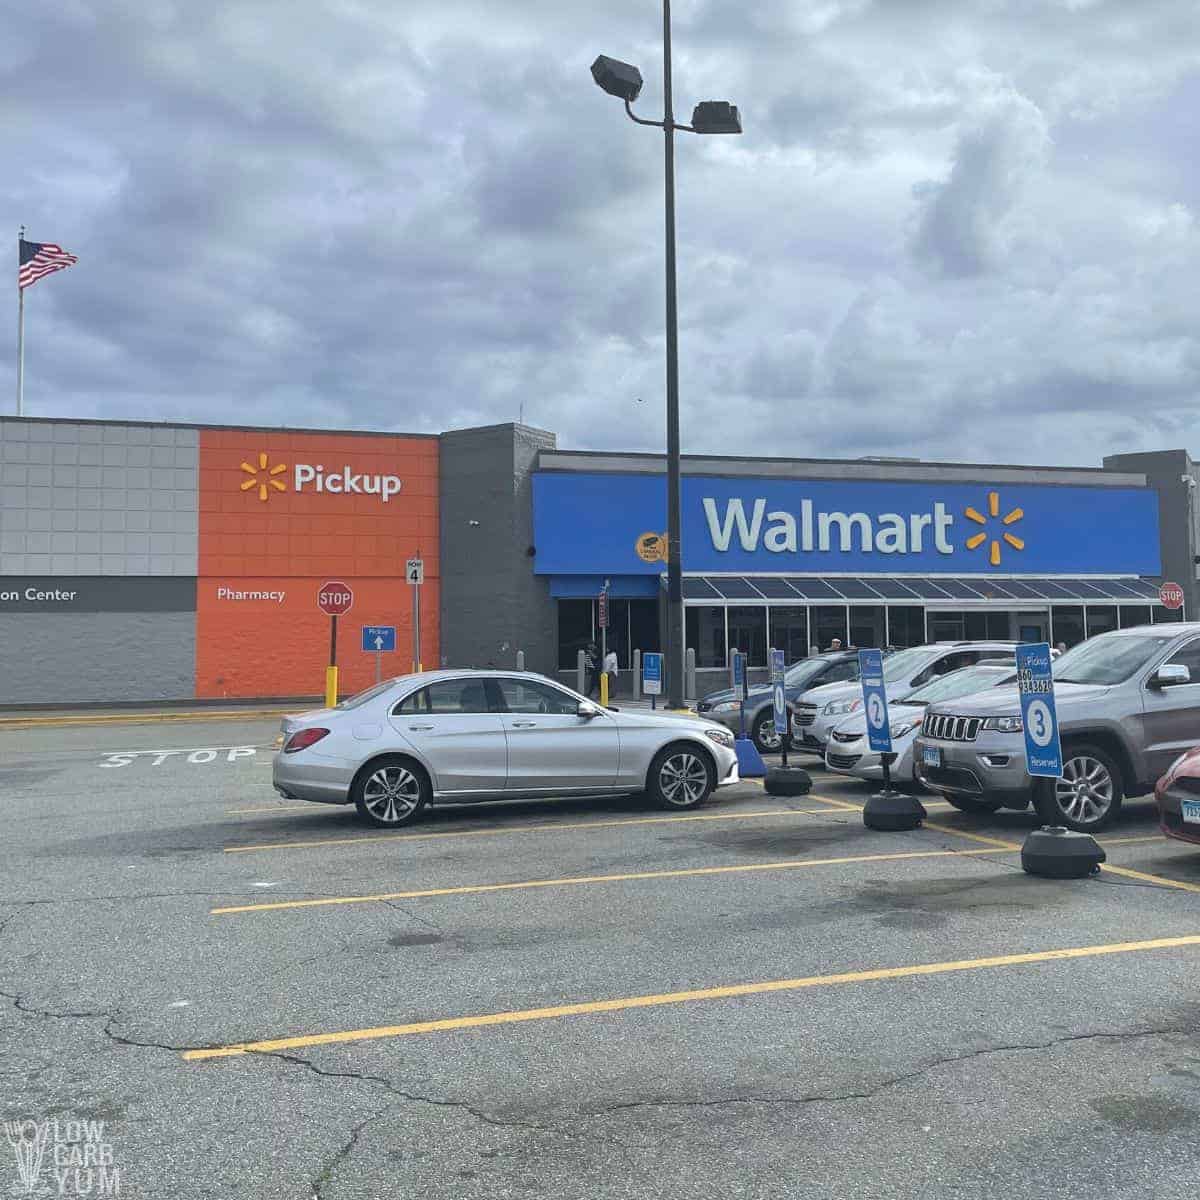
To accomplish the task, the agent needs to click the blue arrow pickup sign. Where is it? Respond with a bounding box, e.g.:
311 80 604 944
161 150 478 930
361 625 397 653
858 648 892 755
1015 642 1062 778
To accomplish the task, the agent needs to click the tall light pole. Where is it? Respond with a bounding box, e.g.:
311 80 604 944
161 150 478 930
591 6 742 708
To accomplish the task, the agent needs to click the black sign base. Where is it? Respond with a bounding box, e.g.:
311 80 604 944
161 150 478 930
1021 826 1106 879
863 791 926 831
765 766 812 796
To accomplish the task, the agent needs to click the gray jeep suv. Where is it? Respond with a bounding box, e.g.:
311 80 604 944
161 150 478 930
914 624 1200 832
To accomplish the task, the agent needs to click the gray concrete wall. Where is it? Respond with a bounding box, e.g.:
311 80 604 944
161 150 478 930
0 612 196 705
1102 449 1191 614
0 419 198 576
439 424 558 673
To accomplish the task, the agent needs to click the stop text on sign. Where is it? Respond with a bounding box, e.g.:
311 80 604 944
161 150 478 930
1160 581 1184 610
317 580 354 615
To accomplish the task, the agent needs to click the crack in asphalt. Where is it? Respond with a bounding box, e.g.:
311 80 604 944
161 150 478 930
575 1022 1200 1117
309 1105 395 1200
250 1048 563 1135
0 987 116 1020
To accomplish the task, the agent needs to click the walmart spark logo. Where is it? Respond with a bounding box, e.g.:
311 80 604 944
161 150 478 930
240 452 288 502
965 491 1024 566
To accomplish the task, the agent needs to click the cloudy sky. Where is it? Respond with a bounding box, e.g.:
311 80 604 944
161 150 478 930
4 1 1200 467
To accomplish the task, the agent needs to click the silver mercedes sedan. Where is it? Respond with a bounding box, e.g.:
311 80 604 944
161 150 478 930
273 669 740 827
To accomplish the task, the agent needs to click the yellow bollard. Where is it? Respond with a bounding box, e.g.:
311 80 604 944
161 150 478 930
599 671 609 707
325 665 339 709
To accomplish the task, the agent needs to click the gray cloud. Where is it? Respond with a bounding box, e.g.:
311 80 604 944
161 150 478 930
3 1 1200 471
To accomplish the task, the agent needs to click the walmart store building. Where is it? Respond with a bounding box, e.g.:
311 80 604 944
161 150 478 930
0 415 1195 706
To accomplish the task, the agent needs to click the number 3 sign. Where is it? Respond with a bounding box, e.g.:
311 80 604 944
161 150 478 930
1015 644 1062 778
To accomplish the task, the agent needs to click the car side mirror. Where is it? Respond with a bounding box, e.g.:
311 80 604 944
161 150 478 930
577 701 602 718
1152 663 1191 688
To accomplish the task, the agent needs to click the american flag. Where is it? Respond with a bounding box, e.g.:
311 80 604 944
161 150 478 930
19 238 78 290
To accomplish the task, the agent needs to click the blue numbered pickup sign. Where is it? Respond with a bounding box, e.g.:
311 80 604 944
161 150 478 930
361 625 397 653
1015 642 1062 778
770 649 787 735
858 648 892 755
642 652 663 697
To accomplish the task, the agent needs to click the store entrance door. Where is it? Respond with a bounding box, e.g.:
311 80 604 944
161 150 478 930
1014 611 1049 643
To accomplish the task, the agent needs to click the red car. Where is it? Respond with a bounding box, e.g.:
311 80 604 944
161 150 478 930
1155 746 1200 846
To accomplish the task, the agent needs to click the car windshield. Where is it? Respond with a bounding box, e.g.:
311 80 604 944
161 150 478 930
785 657 838 687
903 666 1012 706
1053 633 1177 685
882 646 939 682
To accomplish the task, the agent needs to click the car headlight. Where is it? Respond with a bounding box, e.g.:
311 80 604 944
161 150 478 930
823 698 861 716
982 715 1023 732
710 701 739 714
705 727 735 748
889 721 919 739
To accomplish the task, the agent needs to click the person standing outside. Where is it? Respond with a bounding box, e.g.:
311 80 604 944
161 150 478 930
585 641 602 698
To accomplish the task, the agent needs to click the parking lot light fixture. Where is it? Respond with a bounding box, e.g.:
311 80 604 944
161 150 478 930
590 1 742 709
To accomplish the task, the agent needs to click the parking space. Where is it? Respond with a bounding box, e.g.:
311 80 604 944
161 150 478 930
3 716 1200 1198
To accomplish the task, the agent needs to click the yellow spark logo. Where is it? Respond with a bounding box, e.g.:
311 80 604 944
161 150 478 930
240 452 288 502
965 491 1024 566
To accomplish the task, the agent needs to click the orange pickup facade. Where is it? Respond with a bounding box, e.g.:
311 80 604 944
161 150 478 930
195 428 439 699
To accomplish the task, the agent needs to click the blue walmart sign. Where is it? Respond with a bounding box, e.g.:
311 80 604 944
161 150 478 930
532 473 1161 576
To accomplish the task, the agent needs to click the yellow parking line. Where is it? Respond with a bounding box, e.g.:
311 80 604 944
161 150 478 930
222 807 835 855
182 932 1200 1060
211 846 1012 915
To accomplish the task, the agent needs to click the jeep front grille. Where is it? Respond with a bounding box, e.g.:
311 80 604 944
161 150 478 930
921 713 982 742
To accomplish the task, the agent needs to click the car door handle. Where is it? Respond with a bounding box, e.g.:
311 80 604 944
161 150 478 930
511 721 538 728
408 724 434 731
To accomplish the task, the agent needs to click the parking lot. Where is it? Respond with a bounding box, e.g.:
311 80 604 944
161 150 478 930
3 711 1200 1199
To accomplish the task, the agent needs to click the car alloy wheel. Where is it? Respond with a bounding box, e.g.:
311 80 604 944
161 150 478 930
361 765 422 825
658 750 710 808
754 714 782 753
1053 754 1114 827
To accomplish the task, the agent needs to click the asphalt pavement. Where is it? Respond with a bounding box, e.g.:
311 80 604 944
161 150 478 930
3 713 1200 1198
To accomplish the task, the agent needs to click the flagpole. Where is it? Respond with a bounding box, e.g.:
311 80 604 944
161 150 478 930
16 226 24 417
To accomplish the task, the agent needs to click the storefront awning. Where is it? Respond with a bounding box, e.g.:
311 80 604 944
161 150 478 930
680 575 1163 603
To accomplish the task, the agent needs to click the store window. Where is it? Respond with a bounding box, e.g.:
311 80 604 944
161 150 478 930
1119 605 1153 629
1153 605 1185 623
886 607 925 648
927 611 965 641
557 599 594 670
930 609 1020 642
1052 606 1085 648
727 606 767 666
812 605 849 651
1086 606 1118 638
769 607 809 662
629 600 659 661
849 606 886 650
686 606 726 668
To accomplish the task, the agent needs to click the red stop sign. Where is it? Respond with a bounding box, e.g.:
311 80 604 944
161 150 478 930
1159 581 1184 611
317 580 354 616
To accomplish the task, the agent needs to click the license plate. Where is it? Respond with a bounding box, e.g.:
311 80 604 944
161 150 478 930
922 746 942 769
1183 799 1200 826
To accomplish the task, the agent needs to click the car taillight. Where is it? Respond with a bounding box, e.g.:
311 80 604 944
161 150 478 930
284 727 330 754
